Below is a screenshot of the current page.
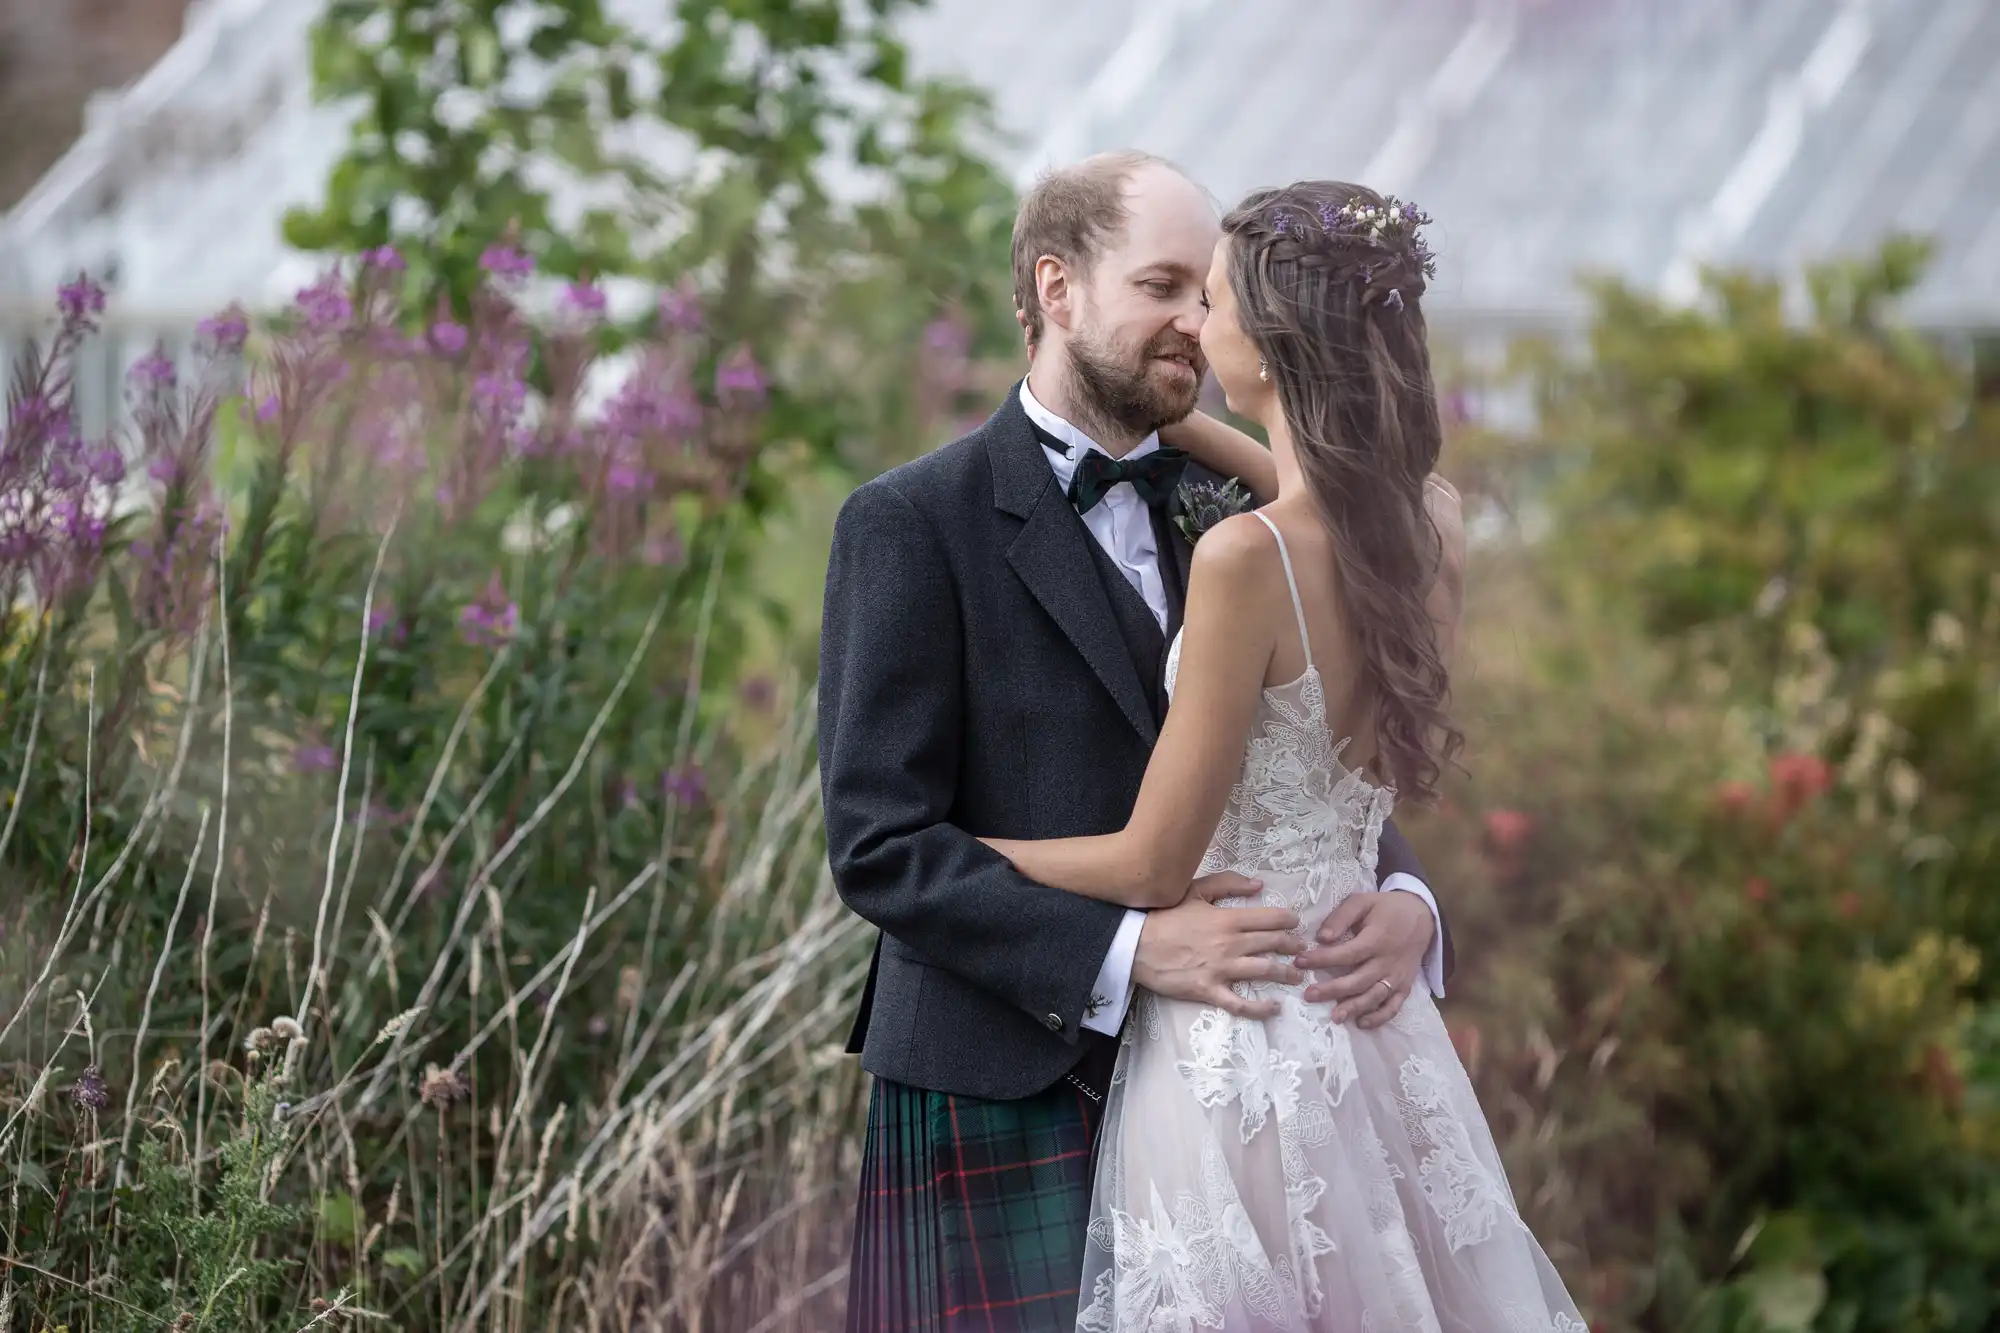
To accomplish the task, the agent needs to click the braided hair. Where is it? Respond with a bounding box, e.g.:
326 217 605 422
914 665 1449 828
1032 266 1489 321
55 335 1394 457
1220 181 1460 800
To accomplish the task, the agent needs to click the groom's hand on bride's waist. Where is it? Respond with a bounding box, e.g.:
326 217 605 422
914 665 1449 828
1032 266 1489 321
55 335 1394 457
1132 873 1306 1020
1295 892 1437 1030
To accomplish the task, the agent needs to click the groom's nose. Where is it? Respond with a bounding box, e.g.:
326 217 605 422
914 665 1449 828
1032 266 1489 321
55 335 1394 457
1170 293 1207 340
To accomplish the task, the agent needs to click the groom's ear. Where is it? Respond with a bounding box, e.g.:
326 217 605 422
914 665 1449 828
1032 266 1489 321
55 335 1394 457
1034 254 1075 334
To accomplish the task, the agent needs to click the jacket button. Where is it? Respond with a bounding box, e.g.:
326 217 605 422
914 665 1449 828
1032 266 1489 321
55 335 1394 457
1044 1012 1063 1032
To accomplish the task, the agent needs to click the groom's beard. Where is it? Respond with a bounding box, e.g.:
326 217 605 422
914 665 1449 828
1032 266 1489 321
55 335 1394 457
1066 327 1207 439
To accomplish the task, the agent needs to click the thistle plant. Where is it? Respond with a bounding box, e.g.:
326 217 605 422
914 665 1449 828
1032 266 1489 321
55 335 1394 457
1173 476 1256 545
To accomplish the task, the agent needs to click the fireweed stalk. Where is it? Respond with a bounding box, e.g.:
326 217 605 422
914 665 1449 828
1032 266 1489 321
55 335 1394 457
0 255 882 1331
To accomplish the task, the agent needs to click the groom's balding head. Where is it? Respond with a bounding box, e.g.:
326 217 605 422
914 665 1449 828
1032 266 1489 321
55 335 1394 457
1012 151 1215 349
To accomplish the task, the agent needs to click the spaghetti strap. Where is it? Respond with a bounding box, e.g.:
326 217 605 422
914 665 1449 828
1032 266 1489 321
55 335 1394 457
1250 511 1314 670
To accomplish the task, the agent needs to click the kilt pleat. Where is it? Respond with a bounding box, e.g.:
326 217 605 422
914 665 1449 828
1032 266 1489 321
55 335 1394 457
846 1071 1107 1333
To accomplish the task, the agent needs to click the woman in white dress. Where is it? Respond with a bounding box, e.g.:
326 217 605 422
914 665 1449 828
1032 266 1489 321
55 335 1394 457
979 182 1587 1333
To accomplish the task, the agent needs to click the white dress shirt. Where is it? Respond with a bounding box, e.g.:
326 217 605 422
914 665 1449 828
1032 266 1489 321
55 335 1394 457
1017 381 1448 1036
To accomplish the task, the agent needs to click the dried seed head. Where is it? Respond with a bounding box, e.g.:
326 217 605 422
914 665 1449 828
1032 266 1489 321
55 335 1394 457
245 1026 276 1056
281 1035 309 1084
270 1015 303 1041
374 1006 423 1046
419 1063 470 1109
173 1315 196 1332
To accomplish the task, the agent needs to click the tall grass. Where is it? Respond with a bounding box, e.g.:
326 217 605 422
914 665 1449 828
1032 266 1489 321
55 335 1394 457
0 260 876 1330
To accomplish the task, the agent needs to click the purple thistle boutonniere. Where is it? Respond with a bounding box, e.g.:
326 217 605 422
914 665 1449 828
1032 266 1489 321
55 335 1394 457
1174 477 1255 544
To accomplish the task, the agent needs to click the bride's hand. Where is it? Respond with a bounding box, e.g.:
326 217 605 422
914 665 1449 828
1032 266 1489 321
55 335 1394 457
1158 413 1278 502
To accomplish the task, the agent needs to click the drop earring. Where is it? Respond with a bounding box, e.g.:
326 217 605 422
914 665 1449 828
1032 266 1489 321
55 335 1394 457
1258 358 1269 382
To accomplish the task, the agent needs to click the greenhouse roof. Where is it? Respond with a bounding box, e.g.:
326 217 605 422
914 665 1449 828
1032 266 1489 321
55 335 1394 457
3 0 1996 329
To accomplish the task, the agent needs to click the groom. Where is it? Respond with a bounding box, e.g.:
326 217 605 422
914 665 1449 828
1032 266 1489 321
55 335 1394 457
819 151 1454 1332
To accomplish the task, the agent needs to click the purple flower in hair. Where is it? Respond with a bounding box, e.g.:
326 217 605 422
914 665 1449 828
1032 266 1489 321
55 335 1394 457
362 245 408 272
430 319 469 354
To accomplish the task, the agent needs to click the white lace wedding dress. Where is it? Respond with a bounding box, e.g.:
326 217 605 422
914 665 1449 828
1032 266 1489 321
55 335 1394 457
1077 513 1584 1333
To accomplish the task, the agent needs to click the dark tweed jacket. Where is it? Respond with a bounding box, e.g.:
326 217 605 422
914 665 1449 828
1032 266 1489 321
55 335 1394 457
818 388 1451 1101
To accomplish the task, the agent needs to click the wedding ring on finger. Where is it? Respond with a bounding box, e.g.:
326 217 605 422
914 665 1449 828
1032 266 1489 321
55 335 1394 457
1374 979 1393 997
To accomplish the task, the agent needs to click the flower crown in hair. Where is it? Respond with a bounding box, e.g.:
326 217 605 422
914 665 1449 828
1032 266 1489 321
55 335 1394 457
1270 194 1439 295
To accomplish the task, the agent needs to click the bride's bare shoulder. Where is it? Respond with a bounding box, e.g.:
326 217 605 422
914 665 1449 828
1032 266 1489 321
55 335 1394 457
1187 510 1282 577
1425 476 1465 576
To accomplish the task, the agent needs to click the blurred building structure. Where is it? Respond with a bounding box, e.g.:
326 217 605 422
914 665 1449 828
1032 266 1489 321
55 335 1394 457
4 0 1998 430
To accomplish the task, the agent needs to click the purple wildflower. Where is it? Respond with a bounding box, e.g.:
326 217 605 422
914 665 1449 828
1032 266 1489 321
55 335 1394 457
88 445 125 486
362 245 407 272
293 740 339 773
296 273 354 332
132 498 224 641
478 244 535 280
70 1065 109 1112
923 312 971 360
365 600 406 640
57 275 107 330
739 675 776 711
599 360 702 445
459 572 520 648
255 395 281 423
661 764 707 807
657 279 704 334
129 344 179 395
641 527 684 567
715 346 767 406
561 281 607 319
364 799 409 828
196 305 251 356
431 320 469 354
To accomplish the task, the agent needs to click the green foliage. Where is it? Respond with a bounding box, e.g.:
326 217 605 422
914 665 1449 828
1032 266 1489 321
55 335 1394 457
1428 239 2000 1331
114 1079 309 1332
287 0 1020 473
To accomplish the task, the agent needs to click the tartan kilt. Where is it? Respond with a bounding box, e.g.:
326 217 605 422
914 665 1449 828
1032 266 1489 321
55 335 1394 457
846 1066 1109 1333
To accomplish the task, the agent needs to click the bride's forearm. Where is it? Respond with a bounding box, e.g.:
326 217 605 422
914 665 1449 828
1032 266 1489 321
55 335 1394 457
1159 412 1278 502
979 834 1185 910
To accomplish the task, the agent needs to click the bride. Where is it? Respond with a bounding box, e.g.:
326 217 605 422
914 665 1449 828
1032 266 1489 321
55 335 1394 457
980 181 1586 1332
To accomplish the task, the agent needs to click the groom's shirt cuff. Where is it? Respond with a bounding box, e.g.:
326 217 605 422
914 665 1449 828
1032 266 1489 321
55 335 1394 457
1383 872 1446 998
1081 908 1147 1035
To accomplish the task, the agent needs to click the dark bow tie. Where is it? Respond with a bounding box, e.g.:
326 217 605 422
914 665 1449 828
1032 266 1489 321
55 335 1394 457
1065 446 1190 516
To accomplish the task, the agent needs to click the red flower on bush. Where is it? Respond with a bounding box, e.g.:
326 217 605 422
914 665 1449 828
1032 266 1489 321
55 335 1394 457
1713 779 1756 814
1745 876 1771 903
1448 1022 1484 1071
1482 809 1535 854
1768 752 1833 821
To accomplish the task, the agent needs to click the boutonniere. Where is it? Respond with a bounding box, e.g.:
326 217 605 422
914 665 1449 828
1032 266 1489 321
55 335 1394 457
1173 477 1255 545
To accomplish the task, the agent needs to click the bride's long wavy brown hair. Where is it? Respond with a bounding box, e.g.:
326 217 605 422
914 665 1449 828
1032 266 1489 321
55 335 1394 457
1220 181 1461 800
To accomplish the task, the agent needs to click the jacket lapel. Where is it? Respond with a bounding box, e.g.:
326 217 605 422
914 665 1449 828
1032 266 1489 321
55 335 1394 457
989 391 1158 744
1153 493 1194 643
